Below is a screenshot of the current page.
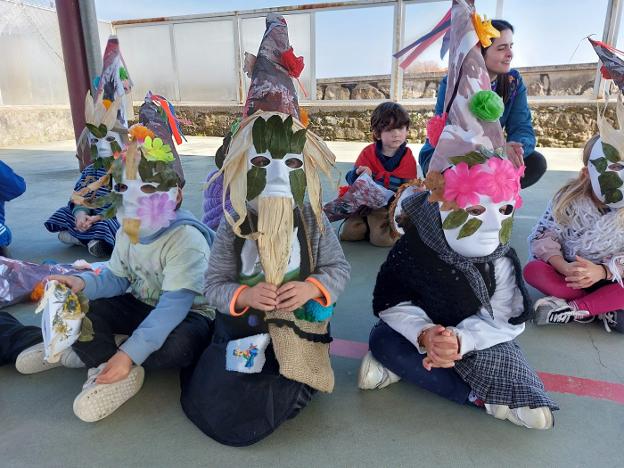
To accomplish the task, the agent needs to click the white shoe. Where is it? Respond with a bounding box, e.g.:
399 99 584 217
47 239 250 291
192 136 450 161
485 403 553 430
87 239 108 258
534 296 590 325
58 231 82 246
358 351 401 390
73 364 145 422
15 342 85 374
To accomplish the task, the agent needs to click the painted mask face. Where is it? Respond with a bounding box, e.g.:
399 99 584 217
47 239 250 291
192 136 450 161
440 193 515 257
114 175 178 240
588 137 624 208
246 115 307 208
90 130 124 159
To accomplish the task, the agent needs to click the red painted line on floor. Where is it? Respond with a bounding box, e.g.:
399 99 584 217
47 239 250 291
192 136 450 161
330 338 624 405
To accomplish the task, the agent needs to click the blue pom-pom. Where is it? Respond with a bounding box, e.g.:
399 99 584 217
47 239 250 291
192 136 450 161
302 300 333 322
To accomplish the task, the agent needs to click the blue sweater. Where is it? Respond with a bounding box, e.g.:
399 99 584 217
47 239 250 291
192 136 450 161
0 160 26 246
419 69 536 173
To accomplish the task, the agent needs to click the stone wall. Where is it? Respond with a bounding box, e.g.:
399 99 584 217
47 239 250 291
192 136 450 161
0 105 74 146
173 100 610 149
316 63 598 100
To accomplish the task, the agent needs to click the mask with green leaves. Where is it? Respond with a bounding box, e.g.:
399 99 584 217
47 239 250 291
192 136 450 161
246 114 307 206
588 137 624 208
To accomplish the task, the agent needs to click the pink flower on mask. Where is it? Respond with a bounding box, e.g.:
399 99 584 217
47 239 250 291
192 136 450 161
480 158 522 203
136 193 177 230
443 162 488 208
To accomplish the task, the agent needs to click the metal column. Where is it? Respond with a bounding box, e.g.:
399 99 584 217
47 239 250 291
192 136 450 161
390 0 405 102
56 0 91 169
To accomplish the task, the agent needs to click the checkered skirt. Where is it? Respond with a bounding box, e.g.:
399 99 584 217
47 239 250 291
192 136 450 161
454 340 559 410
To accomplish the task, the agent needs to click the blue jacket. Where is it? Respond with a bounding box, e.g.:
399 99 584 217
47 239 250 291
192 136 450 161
419 69 536 173
0 160 26 246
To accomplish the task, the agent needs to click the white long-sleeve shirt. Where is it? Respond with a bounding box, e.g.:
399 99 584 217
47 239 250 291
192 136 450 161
379 257 525 356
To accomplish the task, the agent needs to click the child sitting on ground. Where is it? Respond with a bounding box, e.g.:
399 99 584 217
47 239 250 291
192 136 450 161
16 123 215 423
340 102 417 247
0 160 26 257
525 134 624 332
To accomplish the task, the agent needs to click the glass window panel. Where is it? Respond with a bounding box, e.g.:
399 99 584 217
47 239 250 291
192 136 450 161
115 24 177 102
241 13 312 101
0 1 68 104
173 20 237 101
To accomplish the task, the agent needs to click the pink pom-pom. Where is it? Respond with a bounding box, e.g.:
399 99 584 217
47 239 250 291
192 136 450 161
426 112 447 148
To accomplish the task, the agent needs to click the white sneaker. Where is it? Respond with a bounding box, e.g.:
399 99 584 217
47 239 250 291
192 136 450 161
485 403 553 430
58 231 82 246
87 239 108 258
534 296 590 325
73 364 145 422
358 351 401 390
15 342 85 374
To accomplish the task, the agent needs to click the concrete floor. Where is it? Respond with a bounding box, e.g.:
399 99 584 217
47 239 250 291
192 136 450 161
1 139 623 468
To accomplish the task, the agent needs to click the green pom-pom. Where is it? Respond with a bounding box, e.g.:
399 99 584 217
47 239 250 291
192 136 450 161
469 90 504 122
119 67 129 80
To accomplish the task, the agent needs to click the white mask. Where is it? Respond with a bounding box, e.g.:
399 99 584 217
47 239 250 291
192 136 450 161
115 177 178 239
439 193 515 257
246 146 304 205
91 130 124 159
588 137 624 208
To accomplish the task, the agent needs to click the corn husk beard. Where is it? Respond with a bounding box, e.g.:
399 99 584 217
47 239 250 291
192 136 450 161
256 196 294 286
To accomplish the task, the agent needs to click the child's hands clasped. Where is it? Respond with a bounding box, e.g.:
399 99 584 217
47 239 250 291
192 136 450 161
419 325 461 371
565 255 608 289
75 211 101 232
235 280 322 313
276 281 321 312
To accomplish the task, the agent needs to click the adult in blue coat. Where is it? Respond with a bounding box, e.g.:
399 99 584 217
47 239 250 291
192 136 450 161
0 160 26 256
419 20 546 188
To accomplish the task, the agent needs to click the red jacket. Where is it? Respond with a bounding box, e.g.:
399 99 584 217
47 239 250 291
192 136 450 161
353 143 417 189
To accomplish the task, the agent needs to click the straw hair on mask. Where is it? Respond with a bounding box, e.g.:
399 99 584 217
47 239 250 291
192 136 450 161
257 196 294 285
210 111 336 239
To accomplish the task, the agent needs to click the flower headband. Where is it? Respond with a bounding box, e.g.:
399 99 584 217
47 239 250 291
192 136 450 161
425 148 524 241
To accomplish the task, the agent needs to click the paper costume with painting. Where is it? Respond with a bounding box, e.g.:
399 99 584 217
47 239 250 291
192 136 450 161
357 0 558 430
180 13 350 447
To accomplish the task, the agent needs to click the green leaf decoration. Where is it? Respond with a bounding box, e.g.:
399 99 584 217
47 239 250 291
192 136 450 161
110 158 123 184
291 128 307 154
598 171 624 194
138 156 153 181
119 66 129 80
110 140 122 155
266 114 288 159
442 209 468 230
603 142 621 163
605 189 624 204
457 218 483 239
469 90 504 122
499 217 514 244
289 169 307 207
252 117 267 154
590 157 608 174
78 316 94 342
91 145 99 162
449 151 488 167
85 123 108 139
246 166 267 201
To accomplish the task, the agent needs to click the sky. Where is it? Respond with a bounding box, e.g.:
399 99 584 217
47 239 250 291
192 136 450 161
92 0 610 78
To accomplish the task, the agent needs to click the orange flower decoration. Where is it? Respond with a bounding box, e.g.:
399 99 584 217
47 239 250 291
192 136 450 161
425 171 458 211
129 124 155 142
30 282 45 302
102 99 112 110
471 12 500 48
300 108 310 127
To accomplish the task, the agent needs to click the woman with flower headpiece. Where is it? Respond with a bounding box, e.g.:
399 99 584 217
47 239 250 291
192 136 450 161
419 18 546 189
358 1 557 430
